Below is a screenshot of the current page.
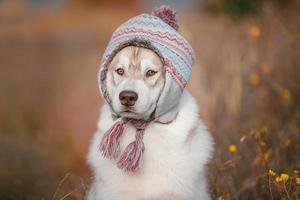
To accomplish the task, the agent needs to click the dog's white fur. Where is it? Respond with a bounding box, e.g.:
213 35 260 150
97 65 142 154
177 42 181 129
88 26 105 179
87 47 214 200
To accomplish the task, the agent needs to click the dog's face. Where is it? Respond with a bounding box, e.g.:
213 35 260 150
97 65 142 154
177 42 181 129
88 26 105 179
105 46 165 119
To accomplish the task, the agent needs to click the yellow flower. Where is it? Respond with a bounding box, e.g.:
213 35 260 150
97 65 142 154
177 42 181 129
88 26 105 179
228 144 237 153
280 173 289 182
250 25 261 38
276 173 289 183
249 73 260 86
275 176 282 183
296 177 300 185
268 169 276 177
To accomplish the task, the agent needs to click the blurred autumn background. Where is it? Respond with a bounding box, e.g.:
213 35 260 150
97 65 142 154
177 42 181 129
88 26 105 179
1 0 300 199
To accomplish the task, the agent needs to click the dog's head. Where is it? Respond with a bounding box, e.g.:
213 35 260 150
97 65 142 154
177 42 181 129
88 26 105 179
105 46 165 119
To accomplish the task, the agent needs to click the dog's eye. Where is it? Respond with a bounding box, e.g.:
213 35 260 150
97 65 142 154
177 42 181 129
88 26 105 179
146 70 157 77
115 68 124 76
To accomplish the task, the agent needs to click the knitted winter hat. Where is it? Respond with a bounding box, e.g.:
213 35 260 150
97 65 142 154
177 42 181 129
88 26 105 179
98 5 195 172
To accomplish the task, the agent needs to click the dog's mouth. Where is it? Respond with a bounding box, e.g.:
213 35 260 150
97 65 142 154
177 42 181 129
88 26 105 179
121 108 137 115
119 110 139 119
123 110 134 113
117 102 155 119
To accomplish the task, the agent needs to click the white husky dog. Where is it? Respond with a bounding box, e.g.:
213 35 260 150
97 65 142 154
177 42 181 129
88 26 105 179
87 45 214 200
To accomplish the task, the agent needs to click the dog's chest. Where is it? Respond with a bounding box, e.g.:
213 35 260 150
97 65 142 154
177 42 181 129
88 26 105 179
120 123 187 172
95 123 191 193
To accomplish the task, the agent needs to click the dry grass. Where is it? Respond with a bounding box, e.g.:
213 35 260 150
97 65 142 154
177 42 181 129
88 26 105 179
0 1 299 199
184 3 300 199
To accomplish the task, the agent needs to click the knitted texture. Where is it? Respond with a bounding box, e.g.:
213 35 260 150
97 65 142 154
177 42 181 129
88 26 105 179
99 5 195 89
99 119 151 172
152 5 178 31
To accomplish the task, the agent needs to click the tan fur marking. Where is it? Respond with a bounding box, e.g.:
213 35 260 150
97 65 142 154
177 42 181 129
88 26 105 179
185 123 198 144
129 46 141 70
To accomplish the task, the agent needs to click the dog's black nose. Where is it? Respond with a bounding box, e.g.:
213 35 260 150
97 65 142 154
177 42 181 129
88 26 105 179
119 90 138 107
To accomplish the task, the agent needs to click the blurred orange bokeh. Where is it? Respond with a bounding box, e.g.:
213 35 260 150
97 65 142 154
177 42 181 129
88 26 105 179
0 0 299 199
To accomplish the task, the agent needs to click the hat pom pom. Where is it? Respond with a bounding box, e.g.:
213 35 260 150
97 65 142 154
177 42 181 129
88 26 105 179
152 5 179 31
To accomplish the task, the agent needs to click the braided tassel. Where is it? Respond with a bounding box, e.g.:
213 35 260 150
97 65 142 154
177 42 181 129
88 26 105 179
99 120 127 159
117 129 145 172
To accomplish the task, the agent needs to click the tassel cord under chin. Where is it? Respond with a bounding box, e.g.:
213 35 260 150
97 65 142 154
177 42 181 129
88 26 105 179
99 118 151 172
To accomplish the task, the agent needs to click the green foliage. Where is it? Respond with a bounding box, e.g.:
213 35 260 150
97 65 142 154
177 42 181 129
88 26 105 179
207 0 261 19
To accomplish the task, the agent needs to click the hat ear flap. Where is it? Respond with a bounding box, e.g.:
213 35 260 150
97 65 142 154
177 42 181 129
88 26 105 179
154 72 182 123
